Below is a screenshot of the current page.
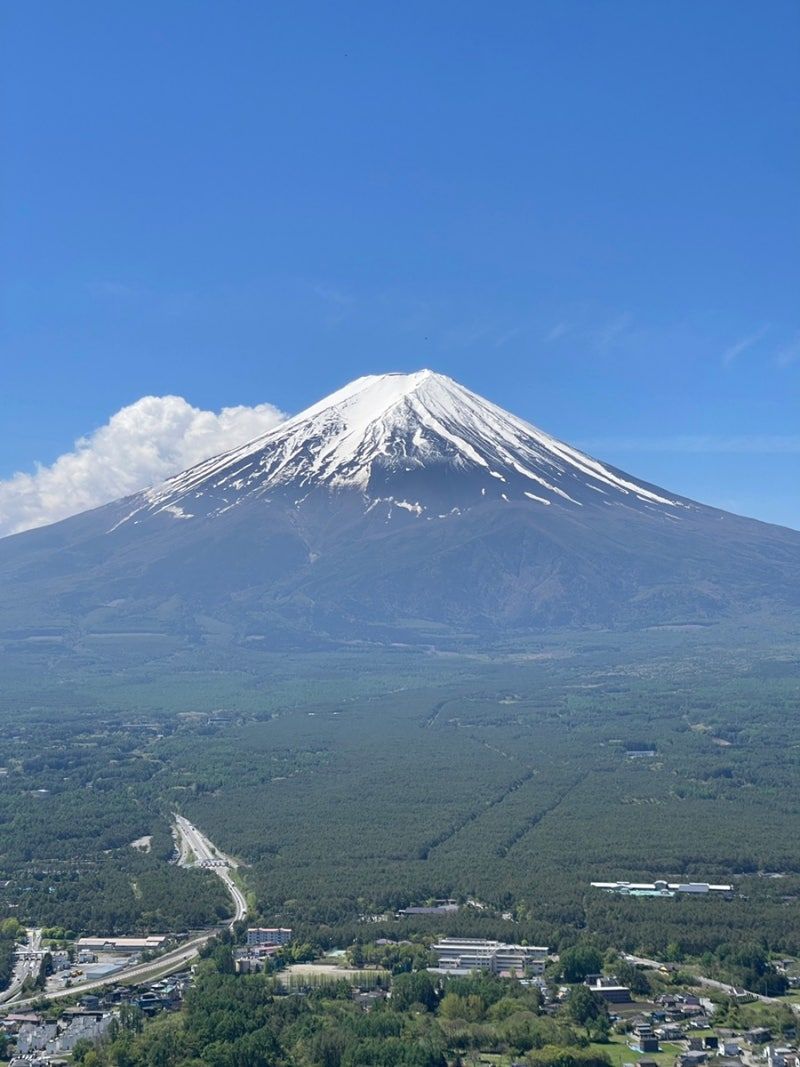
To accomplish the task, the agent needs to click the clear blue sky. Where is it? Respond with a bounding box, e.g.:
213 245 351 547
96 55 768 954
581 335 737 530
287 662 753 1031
2 1 799 527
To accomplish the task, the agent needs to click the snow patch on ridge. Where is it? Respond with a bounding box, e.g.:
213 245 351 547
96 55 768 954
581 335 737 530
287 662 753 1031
129 370 690 526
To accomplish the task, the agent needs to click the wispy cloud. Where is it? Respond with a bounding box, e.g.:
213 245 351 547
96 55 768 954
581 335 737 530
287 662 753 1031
543 311 636 351
721 324 770 366
440 319 524 350
312 283 356 326
493 326 522 349
86 280 141 299
595 312 633 351
776 332 800 368
544 321 571 342
578 434 800 455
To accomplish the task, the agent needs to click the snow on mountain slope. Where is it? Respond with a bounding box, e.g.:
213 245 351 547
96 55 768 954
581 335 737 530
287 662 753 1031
125 370 688 526
1 370 798 642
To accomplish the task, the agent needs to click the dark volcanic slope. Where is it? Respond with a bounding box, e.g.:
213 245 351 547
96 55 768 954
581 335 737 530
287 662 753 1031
1 371 798 646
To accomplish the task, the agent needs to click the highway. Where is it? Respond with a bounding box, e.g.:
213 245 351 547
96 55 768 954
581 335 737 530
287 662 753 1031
174 814 248 926
0 928 42 1006
0 817 247 1014
1 933 213 1013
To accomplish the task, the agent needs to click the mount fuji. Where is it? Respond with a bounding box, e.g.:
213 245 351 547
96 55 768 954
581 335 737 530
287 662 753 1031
1 370 798 647
133 369 685 520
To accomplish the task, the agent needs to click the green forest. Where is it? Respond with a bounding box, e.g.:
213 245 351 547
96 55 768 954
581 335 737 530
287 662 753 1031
0 919 23 992
1 624 799 959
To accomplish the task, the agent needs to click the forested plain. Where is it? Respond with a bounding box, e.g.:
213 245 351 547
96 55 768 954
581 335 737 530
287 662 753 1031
1 621 799 959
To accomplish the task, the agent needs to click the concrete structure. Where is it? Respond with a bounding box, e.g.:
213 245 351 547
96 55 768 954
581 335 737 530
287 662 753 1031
75 936 166 953
585 976 632 1003
398 902 459 916
429 937 547 976
637 1038 661 1054
677 1053 708 1067
234 942 282 973
51 950 71 972
591 880 732 897
657 1025 684 1041
16 1022 57 1054
45 1012 116 1055
249 944 282 960
632 1023 659 1052
246 927 293 948
765 1048 800 1067
235 954 275 974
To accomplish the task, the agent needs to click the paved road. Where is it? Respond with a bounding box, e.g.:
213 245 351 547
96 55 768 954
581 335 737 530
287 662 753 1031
0 818 247 1013
0 929 42 1006
0 933 213 1014
174 814 247 925
622 953 800 1016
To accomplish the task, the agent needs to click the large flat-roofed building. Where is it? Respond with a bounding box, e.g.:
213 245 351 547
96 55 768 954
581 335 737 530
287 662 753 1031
246 927 293 947
398 902 459 917
430 937 547 976
75 936 166 954
591 880 732 897
585 976 633 1003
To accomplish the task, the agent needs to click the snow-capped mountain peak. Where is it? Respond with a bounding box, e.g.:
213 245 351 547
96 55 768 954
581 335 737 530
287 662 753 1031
7 372 800 643
132 370 687 525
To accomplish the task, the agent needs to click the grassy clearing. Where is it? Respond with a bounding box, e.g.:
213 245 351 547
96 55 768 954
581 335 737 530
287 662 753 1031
588 1039 683 1067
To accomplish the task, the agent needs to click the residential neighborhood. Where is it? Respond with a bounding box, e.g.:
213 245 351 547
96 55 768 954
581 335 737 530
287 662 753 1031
2 972 191 1067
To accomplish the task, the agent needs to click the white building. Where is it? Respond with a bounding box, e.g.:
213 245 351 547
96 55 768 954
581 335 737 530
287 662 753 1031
16 1022 57 1055
591 880 732 896
430 937 547 976
75 936 166 953
246 927 293 947
585 976 633 1003
46 1013 116 1055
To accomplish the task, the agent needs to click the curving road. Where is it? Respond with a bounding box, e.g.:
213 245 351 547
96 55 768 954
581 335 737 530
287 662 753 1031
174 814 248 926
622 953 800 1017
0 817 247 1014
0 929 42 1006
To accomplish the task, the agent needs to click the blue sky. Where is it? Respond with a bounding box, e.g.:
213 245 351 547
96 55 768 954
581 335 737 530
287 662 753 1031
2 0 799 529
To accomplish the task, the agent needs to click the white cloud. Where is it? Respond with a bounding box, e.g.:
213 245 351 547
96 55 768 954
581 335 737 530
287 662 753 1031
0 395 286 537
544 322 570 342
721 324 770 366
595 312 632 351
776 332 800 368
